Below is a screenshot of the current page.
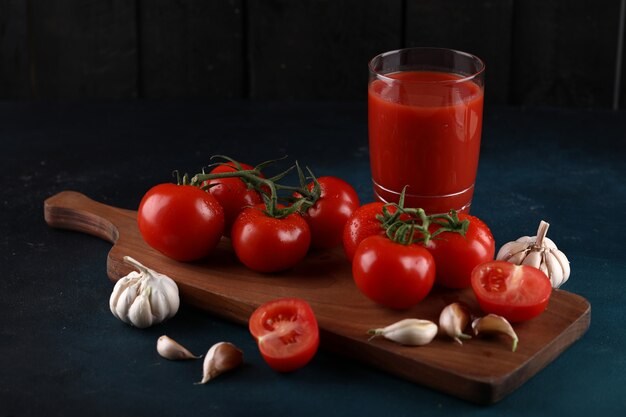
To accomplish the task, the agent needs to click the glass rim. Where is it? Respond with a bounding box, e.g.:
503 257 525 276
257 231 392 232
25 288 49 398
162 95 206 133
368 47 485 85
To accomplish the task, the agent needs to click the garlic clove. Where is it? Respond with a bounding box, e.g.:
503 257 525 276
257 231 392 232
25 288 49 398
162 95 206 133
522 250 543 269
439 303 472 345
157 335 202 360
506 250 528 265
127 287 154 328
539 259 549 276
115 282 141 323
545 252 564 288
196 342 244 384
472 314 519 352
158 279 180 318
551 248 571 286
109 276 133 319
495 241 529 261
368 319 438 346
150 289 172 323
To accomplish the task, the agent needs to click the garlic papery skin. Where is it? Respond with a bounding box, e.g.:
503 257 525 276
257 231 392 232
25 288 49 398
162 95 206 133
496 220 571 288
367 319 438 346
439 303 472 345
196 342 244 384
157 335 202 360
109 256 180 328
472 314 519 352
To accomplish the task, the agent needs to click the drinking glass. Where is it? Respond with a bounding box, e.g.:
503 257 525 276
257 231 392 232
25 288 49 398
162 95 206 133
368 47 485 214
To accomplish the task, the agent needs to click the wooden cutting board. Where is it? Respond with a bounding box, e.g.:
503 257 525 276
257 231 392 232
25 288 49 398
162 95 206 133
44 191 590 404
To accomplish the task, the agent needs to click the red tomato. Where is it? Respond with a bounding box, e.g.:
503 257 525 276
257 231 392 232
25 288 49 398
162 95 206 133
425 214 495 289
342 202 410 261
202 162 263 236
298 176 360 249
342 202 386 261
352 235 435 309
249 298 319 372
137 183 224 261
471 261 552 322
231 204 311 272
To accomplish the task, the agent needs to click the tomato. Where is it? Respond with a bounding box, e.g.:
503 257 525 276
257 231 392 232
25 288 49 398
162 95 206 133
202 162 263 237
342 202 412 261
249 298 319 372
231 204 311 272
342 202 387 261
471 261 552 322
298 176 360 249
137 183 224 261
425 214 495 289
352 235 435 309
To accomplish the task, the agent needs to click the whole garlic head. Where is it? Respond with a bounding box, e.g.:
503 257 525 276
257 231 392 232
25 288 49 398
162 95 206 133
109 256 180 328
496 220 570 288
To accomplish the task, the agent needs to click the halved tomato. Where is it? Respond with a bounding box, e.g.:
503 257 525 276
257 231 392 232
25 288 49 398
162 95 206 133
471 261 552 322
248 298 319 372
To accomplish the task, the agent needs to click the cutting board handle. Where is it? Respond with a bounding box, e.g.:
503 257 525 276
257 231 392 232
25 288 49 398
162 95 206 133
44 191 134 244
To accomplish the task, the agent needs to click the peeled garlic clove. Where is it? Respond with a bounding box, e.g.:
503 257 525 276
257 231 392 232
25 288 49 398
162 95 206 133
368 319 438 346
157 335 202 360
439 303 472 345
196 342 244 384
472 314 519 352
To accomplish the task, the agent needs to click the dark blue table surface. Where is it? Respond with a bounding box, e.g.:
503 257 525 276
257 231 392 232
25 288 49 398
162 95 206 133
1 101 625 416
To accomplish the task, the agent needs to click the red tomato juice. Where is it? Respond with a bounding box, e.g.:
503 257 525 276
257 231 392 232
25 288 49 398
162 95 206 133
368 71 484 214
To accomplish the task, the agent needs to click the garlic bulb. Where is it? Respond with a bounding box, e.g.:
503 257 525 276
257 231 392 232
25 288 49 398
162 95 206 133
367 319 438 346
496 220 570 288
109 256 180 328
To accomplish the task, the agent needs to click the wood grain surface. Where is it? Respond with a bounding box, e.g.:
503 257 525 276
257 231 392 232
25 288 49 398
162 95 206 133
43 191 591 404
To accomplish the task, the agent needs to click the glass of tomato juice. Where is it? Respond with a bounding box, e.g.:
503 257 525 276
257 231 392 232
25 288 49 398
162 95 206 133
368 47 485 214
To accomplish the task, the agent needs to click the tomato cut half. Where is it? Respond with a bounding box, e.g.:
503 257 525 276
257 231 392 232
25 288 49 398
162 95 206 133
249 298 319 372
471 261 552 322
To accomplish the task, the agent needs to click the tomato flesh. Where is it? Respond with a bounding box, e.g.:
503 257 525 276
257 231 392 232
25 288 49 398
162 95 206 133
471 261 552 322
249 298 319 372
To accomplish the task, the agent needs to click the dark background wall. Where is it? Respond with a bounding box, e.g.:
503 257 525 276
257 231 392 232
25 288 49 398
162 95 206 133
1 0 625 108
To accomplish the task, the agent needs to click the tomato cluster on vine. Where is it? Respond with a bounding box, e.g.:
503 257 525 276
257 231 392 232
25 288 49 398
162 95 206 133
343 193 496 309
137 156 360 273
